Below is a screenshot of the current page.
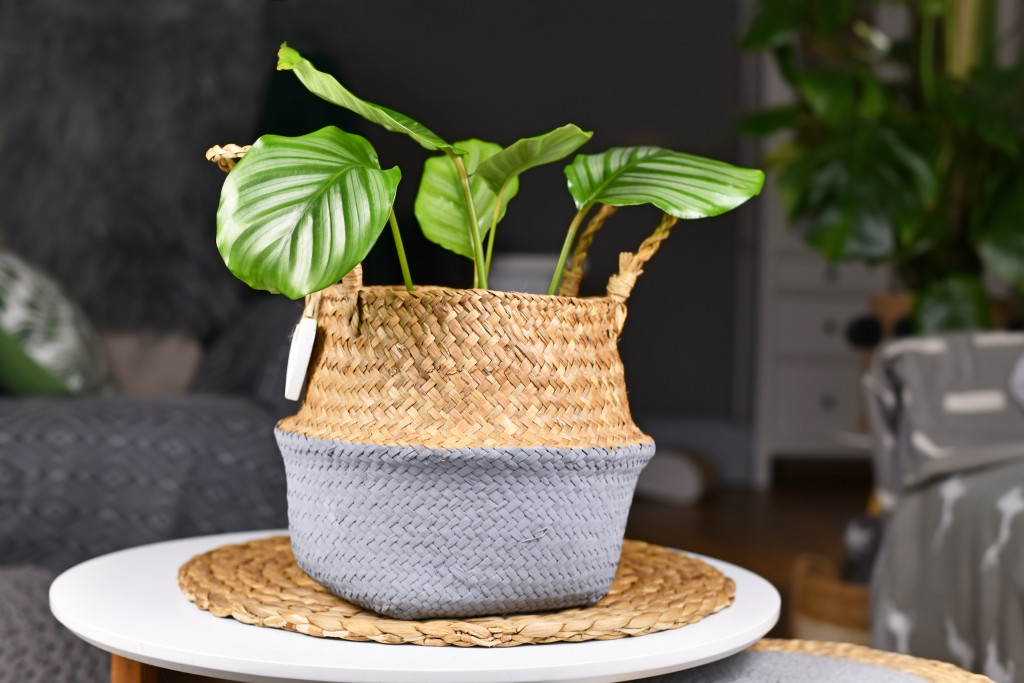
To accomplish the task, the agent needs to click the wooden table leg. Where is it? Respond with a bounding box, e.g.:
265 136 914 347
111 654 161 683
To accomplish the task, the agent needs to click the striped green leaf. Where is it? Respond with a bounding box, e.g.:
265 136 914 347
474 124 592 196
278 44 453 152
216 126 401 299
565 147 765 218
414 139 519 259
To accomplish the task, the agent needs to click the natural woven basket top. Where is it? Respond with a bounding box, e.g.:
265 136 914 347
278 283 651 449
179 536 733 647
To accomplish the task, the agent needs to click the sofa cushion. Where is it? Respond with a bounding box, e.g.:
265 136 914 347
0 395 287 572
0 565 107 682
0 250 109 395
101 330 202 395
191 294 303 419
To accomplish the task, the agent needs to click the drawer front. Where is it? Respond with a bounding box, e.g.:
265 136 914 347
775 298 867 357
778 259 888 293
774 361 862 438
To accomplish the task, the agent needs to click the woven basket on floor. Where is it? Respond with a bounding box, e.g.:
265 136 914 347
210 145 678 620
790 553 871 645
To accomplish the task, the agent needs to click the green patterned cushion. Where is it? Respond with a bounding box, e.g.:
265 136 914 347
0 250 109 395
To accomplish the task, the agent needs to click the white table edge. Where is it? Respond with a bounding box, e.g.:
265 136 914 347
50 530 781 683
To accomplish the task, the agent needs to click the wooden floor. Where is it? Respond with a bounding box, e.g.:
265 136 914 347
624 459 873 637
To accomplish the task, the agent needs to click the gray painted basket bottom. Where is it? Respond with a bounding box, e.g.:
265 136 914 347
274 429 655 620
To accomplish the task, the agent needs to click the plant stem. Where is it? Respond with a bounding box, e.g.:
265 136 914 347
446 151 487 289
485 209 498 275
484 183 509 274
389 210 414 292
548 205 592 295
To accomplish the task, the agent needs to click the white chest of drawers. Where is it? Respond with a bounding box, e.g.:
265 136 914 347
752 184 888 488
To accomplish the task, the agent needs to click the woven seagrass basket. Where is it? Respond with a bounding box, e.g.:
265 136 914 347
208 145 672 620
281 221 684 620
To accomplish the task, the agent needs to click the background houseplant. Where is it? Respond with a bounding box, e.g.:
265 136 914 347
208 45 763 620
742 0 1024 331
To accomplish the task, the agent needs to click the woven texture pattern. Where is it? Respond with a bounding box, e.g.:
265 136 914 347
0 565 107 683
277 284 650 450
558 204 618 297
276 430 654 619
205 143 251 172
179 535 734 647
641 641 988 682
0 395 286 572
746 640 993 682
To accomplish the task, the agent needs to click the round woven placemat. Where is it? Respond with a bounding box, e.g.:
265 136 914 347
178 536 735 647
750 639 993 682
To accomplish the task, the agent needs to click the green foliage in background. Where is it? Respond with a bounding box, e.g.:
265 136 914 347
742 0 1024 331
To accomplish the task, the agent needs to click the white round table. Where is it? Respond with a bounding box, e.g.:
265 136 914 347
50 530 780 683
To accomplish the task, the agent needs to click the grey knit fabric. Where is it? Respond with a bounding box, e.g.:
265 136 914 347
0 565 107 683
640 651 926 682
275 430 654 620
0 395 287 572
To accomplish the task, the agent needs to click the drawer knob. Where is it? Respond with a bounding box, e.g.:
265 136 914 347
819 393 837 412
822 318 839 336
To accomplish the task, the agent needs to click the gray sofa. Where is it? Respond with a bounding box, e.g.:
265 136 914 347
0 295 300 681
0 1 290 677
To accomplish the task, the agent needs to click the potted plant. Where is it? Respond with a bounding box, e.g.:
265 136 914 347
741 0 1024 331
209 44 763 620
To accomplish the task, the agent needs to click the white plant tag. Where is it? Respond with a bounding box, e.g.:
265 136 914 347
285 316 317 401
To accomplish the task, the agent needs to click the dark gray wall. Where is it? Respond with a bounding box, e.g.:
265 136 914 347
264 0 750 419
0 1 268 338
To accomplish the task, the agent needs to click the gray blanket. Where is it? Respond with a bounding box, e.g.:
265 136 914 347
872 457 1024 682
0 395 287 572
866 332 1024 683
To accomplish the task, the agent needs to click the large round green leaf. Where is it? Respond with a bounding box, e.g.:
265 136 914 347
565 147 765 219
278 44 453 153
414 139 519 259
216 126 401 299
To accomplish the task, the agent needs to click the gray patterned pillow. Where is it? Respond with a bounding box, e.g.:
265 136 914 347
0 250 109 394
865 332 1024 497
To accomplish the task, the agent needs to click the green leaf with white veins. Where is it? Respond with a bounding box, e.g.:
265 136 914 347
414 139 519 259
565 147 764 218
216 126 400 299
278 44 455 153
474 124 592 196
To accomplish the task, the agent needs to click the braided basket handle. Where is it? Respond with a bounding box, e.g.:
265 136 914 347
605 213 679 304
302 264 362 340
558 204 618 297
206 143 251 172
303 265 361 320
